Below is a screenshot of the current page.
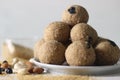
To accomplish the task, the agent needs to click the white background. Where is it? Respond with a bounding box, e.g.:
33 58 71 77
0 0 120 46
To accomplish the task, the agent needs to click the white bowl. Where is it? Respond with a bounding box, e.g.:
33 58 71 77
30 58 120 75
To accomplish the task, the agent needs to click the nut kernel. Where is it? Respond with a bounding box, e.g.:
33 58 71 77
33 67 44 74
1 63 9 69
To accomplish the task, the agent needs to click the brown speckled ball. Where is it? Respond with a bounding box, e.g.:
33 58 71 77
62 5 89 27
34 39 45 60
71 23 98 45
38 40 66 65
65 41 96 66
44 21 70 43
95 39 120 65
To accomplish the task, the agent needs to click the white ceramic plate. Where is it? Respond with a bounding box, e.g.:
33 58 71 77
30 58 120 75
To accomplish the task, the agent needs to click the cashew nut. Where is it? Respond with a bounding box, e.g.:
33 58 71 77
13 61 28 74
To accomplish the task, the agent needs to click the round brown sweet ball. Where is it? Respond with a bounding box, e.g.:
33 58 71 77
65 41 96 66
44 21 70 43
62 5 89 27
95 39 120 65
34 39 45 60
71 23 98 45
38 40 66 65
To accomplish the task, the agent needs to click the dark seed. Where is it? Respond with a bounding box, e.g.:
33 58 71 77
0 68 2 74
5 68 13 74
107 40 117 47
1 68 5 72
68 7 76 14
88 36 93 44
85 36 92 49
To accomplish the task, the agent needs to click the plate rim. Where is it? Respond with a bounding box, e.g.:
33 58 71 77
30 58 120 69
